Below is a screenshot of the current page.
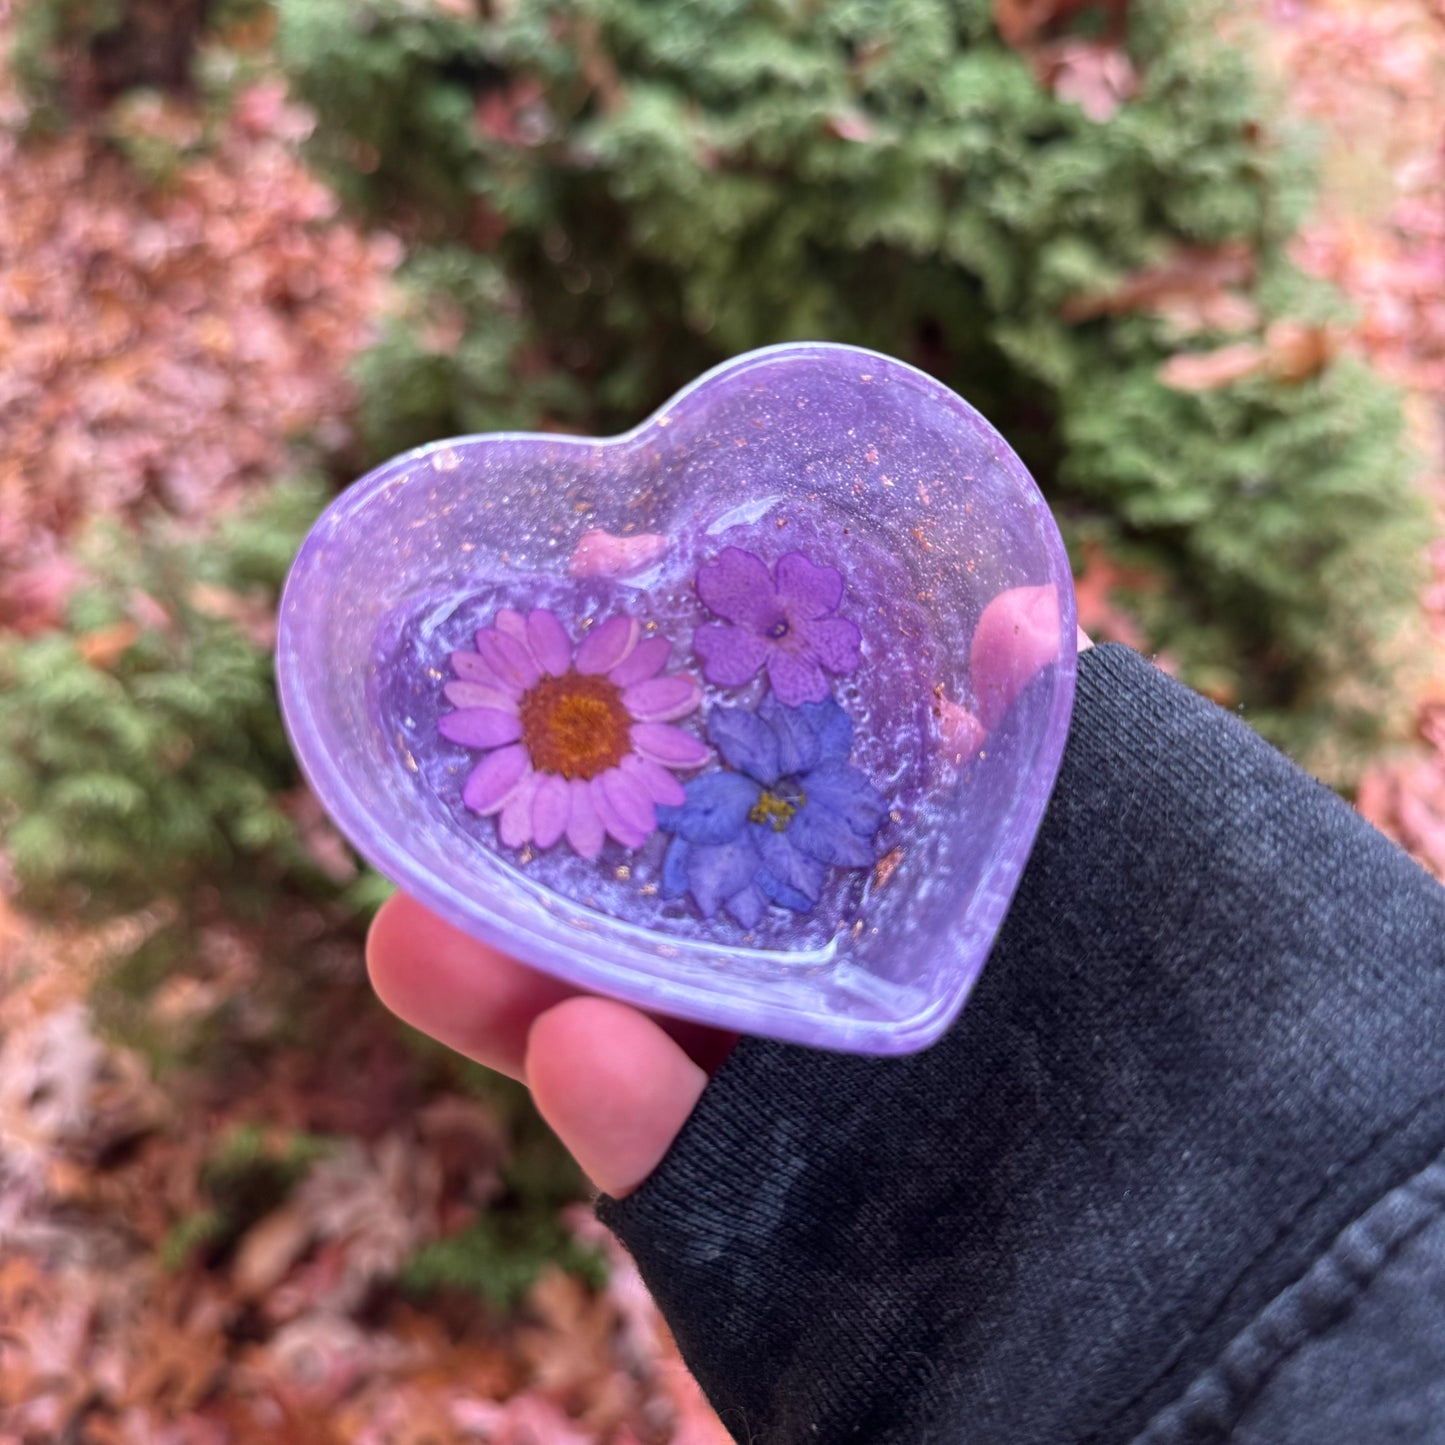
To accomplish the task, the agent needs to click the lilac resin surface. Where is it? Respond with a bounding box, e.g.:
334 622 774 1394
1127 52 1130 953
276 344 1076 1054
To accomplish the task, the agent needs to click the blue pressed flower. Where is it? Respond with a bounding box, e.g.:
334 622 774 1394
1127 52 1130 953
658 694 887 927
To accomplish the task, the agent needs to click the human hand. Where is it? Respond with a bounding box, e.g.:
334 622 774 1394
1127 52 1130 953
368 892 734 1197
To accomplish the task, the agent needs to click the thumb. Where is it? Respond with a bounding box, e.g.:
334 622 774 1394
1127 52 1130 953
526 996 708 1198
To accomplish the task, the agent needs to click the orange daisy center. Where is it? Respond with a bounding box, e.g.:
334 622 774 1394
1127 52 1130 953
519 672 632 781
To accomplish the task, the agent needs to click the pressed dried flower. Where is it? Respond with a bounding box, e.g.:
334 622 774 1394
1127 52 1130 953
441 608 708 855
692 548 862 706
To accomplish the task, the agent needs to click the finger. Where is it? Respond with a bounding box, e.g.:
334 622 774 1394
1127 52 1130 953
970 583 1071 730
526 996 707 1198
367 892 738 1079
367 891 574 1081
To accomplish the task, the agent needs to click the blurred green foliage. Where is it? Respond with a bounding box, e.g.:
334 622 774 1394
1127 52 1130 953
401 1212 608 1311
351 246 585 460
12 0 268 128
279 0 1428 767
396 1034 607 1310
0 479 356 919
158 1123 337 1270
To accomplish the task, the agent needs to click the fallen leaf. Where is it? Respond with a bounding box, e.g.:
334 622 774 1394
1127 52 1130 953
278 788 359 886
121 1286 229 1416
1159 321 1335 391
1158 340 1269 391
232 1204 315 1300
826 107 875 142
189 583 277 649
450 1393 596 1445
1071 539 1155 649
994 0 1130 50
1262 319 1336 382
1061 244 1255 324
518 1268 632 1429
1034 40 1137 122
78 621 143 668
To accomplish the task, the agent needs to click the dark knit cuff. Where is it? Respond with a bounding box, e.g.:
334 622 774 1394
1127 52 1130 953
600 644 1445 1444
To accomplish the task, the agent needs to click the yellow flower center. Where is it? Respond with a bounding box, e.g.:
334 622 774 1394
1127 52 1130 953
519 672 632 780
749 789 798 831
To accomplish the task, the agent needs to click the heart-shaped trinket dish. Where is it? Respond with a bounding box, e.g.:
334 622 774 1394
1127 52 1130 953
277 343 1076 1054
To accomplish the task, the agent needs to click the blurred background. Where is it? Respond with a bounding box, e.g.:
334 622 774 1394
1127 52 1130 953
0 0 1441 1440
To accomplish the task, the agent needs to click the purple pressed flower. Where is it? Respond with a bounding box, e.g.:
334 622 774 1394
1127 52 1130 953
658 695 886 927
692 548 862 706
440 607 709 856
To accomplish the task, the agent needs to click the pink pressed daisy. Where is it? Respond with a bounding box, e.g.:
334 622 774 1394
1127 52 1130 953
439 607 709 857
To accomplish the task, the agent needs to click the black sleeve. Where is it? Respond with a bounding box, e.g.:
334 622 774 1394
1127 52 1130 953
597 643 1445 1445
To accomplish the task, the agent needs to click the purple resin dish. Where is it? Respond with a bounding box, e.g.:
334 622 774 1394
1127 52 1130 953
276 343 1076 1054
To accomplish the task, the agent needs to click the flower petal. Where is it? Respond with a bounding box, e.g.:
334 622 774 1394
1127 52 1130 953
799 615 862 675
575 615 640 675
462 746 530 815
494 608 529 643
450 650 520 696
532 773 572 850
695 547 778 629
623 674 701 723
475 628 540 691
438 707 523 749
444 680 519 713
597 766 656 844
566 779 605 860
788 799 877 868
801 761 888 836
800 698 854 764
758 693 821 776
662 837 691 898
499 771 540 848
765 648 829 707
621 753 686 808
755 865 817 914
526 608 573 677
774 551 845 619
590 770 650 849
692 622 769 688
608 635 672 688
725 883 766 929
754 827 827 907
685 836 761 916
631 722 710 770
706 707 780 784
662 769 757 845
803 612 855 673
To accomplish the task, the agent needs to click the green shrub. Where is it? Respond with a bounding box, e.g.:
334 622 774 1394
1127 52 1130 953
0 479 362 919
10 0 268 124
158 1123 337 1270
351 247 584 459
278 0 1430 770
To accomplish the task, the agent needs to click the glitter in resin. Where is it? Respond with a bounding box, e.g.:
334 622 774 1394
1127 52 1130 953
439 606 708 856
